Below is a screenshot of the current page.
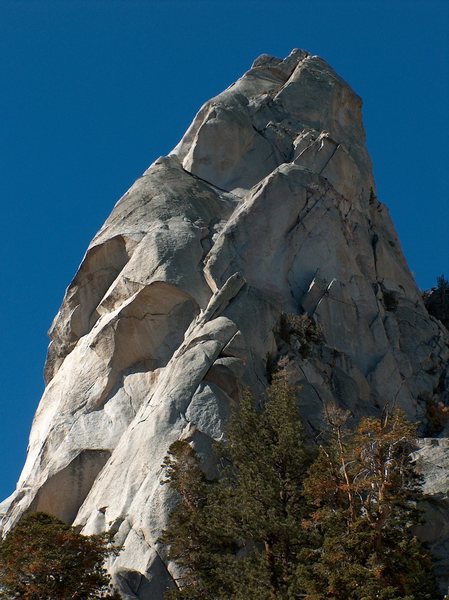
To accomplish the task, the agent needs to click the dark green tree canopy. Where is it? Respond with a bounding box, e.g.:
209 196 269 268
161 374 313 600
423 274 449 329
161 377 441 600
0 512 120 600
300 406 439 600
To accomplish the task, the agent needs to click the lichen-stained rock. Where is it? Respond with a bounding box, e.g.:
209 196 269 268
2 50 448 597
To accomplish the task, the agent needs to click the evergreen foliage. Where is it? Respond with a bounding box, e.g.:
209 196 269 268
161 374 312 599
161 383 440 599
300 406 439 599
423 274 449 329
0 512 120 599
160 440 234 599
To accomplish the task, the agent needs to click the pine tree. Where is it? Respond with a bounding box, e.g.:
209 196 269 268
423 274 449 329
221 374 313 599
0 512 120 599
161 373 313 599
159 440 236 599
162 387 440 599
299 406 439 600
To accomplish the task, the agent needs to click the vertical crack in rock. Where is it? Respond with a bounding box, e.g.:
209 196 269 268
1 49 448 598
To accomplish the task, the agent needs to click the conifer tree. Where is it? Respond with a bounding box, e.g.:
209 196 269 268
159 440 235 599
162 386 440 599
161 373 313 599
0 512 120 599
299 406 439 600
423 274 449 329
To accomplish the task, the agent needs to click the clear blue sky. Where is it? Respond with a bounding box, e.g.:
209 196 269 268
0 0 448 501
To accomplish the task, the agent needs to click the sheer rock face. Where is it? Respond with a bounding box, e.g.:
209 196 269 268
1 50 448 597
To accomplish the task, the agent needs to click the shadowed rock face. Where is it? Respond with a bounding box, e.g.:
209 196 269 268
1 50 448 597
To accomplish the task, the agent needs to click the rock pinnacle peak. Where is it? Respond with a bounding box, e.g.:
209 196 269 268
1 52 448 598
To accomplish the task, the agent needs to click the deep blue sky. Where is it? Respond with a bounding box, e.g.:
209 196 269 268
1 0 448 501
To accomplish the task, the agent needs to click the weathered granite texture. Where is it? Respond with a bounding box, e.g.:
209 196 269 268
1 50 448 597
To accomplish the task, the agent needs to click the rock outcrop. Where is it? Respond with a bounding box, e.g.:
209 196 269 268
1 50 448 597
